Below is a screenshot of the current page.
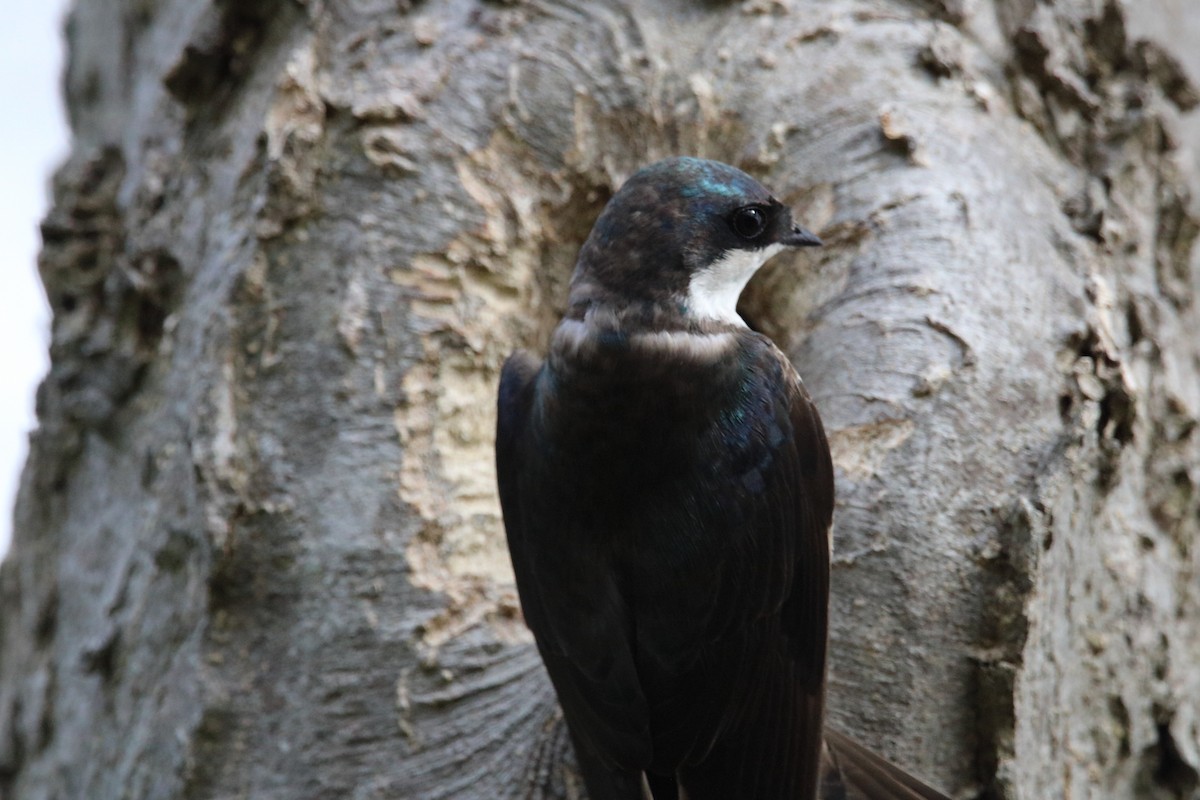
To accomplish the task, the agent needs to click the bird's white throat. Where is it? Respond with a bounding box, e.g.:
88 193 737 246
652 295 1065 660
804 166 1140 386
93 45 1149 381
685 244 784 326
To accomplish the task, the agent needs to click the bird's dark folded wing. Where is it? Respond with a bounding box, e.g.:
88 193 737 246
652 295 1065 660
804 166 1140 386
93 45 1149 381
780 357 835 687
495 351 541 631
820 728 952 800
663 339 834 799
495 351 651 783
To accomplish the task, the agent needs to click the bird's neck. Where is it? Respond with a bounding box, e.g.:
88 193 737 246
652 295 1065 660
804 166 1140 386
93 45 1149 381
563 275 747 331
551 282 744 366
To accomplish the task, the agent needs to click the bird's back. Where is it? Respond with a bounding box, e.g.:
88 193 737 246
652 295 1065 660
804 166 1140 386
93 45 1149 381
498 325 833 798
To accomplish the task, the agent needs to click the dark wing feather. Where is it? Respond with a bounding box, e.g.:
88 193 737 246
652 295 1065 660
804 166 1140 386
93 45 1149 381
820 729 952 800
782 359 835 684
645 338 834 800
495 351 540 639
496 351 651 798
498 337 835 800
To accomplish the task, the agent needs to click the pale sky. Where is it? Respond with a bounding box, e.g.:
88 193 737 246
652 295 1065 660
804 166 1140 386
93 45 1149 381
0 1 69 554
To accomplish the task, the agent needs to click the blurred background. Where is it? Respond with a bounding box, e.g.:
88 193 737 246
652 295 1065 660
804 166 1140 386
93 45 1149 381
0 1 70 555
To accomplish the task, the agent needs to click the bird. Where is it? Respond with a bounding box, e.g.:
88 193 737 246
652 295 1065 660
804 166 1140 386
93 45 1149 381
495 156 948 800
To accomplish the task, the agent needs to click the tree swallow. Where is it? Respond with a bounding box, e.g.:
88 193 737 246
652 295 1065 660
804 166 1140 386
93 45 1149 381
496 157 948 799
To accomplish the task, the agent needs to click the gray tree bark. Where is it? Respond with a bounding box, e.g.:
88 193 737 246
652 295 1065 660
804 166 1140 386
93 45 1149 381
1 1 1197 798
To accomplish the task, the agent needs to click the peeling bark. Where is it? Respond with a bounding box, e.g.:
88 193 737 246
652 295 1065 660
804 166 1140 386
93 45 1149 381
1 1 1198 799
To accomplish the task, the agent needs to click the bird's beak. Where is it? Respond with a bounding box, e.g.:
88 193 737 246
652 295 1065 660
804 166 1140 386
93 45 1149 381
781 225 822 248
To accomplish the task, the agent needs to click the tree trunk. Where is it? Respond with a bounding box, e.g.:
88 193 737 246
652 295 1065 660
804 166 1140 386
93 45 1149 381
2 1 1197 798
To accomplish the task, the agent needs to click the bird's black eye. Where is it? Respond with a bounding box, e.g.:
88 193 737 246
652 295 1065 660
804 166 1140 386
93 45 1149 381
730 206 767 240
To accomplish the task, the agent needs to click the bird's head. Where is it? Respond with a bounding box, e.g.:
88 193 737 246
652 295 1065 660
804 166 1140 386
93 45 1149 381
568 156 821 328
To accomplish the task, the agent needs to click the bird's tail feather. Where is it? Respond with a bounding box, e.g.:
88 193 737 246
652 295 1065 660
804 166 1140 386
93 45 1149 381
818 728 951 800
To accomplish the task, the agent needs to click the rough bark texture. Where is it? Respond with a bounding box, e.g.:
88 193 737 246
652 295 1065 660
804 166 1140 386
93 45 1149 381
1 1 1198 798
